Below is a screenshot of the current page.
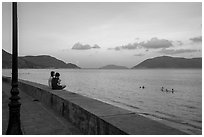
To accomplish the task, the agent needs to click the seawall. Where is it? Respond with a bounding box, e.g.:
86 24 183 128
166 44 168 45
2 76 187 135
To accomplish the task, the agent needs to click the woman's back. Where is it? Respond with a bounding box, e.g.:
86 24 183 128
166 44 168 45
52 77 59 89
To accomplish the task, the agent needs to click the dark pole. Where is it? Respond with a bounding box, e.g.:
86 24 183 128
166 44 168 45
6 2 23 135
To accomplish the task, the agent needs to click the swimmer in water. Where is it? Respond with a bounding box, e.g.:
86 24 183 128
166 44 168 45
172 89 174 93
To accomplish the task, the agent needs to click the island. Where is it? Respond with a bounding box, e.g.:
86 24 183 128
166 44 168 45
2 49 80 69
132 56 202 69
99 64 128 69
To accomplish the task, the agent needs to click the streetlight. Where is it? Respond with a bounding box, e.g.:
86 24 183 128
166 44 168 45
6 2 23 135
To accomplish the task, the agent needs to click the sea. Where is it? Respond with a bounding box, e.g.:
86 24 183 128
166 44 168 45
2 69 202 134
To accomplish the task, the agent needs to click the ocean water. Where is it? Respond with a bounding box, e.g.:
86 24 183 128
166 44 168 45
2 69 202 134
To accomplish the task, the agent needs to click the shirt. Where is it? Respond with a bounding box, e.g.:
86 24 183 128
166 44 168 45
48 76 53 88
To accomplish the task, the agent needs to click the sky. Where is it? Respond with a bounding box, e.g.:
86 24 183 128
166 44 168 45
2 2 202 68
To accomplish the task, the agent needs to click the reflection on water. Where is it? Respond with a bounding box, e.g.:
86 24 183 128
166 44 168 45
2 69 202 134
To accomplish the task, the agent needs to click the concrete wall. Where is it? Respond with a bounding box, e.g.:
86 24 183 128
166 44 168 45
2 77 187 135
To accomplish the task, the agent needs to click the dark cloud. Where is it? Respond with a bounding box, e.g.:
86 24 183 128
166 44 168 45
189 36 202 43
159 48 198 55
72 43 100 50
109 37 173 51
109 43 140 51
134 53 145 56
72 43 91 50
140 37 173 49
92 44 101 49
121 43 140 49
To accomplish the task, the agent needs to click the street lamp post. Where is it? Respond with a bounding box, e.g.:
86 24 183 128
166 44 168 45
6 2 23 135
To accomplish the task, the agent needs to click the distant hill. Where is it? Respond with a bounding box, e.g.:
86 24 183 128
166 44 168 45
99 64 128 69
2 49 80 69
2 49 40 68
132 56 202 69
2 49 12 68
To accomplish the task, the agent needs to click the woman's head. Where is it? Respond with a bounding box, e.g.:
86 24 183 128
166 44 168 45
55 72 60 77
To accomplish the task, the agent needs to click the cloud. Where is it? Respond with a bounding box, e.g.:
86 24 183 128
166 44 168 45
121 43 140 50
159 48 198 55
72 43 101 50
109 37 173 51
134 53 145 56
140 37 173 49
189 36 202 43
92 44 101 49
108 42 140 51
72 43 91 50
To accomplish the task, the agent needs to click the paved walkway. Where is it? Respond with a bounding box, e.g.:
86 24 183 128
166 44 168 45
2 82 83 135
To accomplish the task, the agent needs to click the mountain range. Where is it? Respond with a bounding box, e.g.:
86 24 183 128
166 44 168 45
2 49 80 69
132 56 202 69
2 49 202 69
99 64 128 69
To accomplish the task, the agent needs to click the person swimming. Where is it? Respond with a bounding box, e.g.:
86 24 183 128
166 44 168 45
172 89 174 93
